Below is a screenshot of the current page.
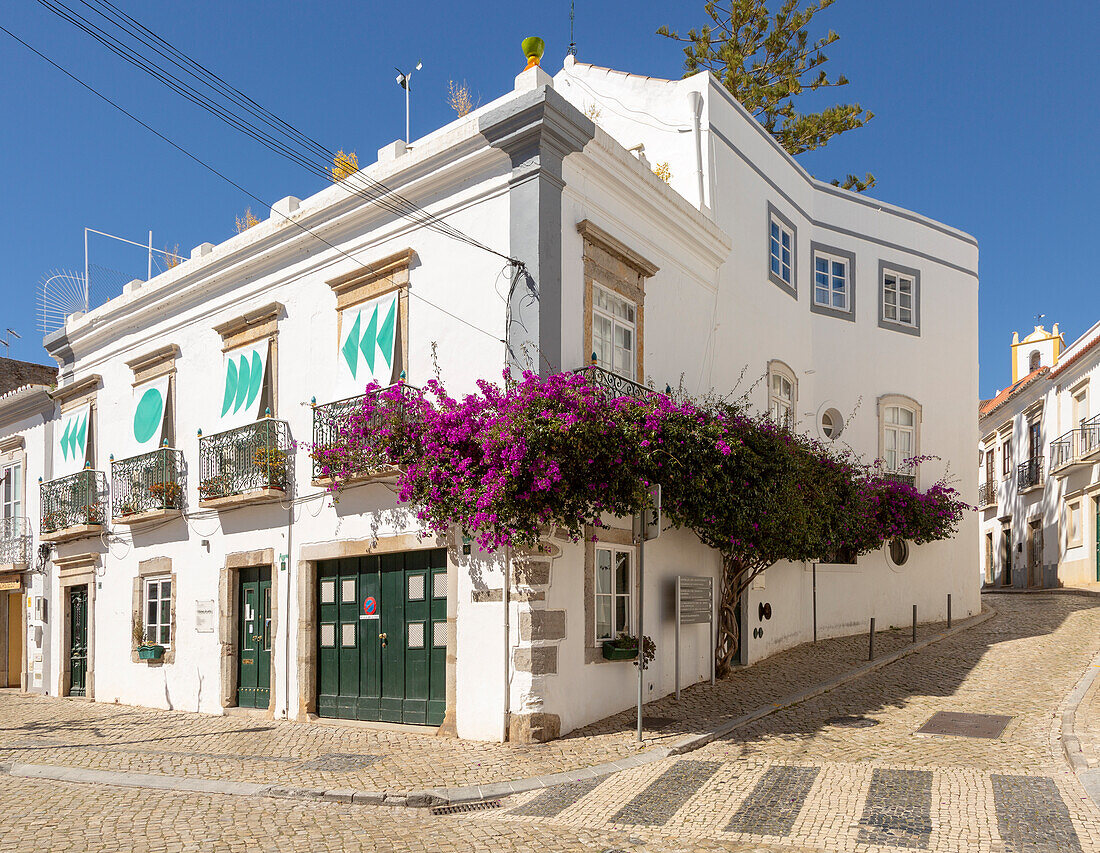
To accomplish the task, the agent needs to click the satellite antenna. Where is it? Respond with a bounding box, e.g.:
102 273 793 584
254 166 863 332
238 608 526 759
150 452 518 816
38 269 89 334
0 329 19 356
395 60 423 148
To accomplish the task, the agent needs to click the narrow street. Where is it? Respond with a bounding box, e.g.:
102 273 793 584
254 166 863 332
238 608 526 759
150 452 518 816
2 592 1099 852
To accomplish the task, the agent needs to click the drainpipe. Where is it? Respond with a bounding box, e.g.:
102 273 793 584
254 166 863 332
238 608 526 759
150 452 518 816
502 546 511 741
283 504 293 720
688 90 705 210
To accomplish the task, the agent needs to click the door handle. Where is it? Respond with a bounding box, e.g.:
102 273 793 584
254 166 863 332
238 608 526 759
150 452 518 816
380 632 387 648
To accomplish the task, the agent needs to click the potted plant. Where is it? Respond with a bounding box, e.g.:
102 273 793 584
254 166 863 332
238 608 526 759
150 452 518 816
133 617 165 661
149 481 181 508
602 632 656 666
199 474 231 499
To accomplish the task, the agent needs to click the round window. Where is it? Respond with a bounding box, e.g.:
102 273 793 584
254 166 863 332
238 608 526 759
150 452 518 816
888 538 910 567
821 408 844 440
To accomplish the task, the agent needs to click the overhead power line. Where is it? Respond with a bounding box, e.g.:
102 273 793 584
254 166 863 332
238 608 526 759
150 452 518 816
32 0 514 262
0 23 516 347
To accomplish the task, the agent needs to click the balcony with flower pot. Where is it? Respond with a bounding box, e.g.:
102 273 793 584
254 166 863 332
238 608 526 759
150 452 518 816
198 417 291 509
0 517 32 567
40 469 108 543
111 447 185 525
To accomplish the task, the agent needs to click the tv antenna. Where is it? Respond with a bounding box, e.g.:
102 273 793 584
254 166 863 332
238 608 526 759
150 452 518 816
569 1 577 55
1034 312 1045 325
0 329 19 356
395 60 423 149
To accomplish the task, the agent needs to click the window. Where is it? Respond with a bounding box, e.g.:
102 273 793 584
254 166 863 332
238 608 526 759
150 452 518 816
1073 387 1088 428
770 219 792 286
769 372 795 427
1067 500 1083 547
766 204 797 297
810 244 856 319
145 577 172 646
1029 350 1041 372
884 406 916 473
1028 420 1041 461
879 262 921 336
594 546 632 641
887 539 910 567
1002 438 1012 477
821 408 844 440
1 462 21 520
592 284 636 380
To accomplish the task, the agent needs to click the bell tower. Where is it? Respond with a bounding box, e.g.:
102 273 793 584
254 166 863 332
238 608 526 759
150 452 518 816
1010 319 1063 383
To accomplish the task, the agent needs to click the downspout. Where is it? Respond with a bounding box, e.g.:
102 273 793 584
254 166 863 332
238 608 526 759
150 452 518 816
502 546 511 741
688 90 705 210
284 504 293 719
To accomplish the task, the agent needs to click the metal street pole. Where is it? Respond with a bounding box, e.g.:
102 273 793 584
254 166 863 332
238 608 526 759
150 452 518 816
636 513 644 742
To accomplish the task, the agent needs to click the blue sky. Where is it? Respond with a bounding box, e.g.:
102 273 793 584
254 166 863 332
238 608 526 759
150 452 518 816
1 0 1096 398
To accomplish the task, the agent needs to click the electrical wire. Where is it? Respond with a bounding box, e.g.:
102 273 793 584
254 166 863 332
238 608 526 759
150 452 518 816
33 0 514 262
0 23 515 347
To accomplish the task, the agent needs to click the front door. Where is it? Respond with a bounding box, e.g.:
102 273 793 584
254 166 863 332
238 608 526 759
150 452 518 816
1096 499 1100 583
1028 523 1043 588
317 549 447 725
236 566 272 708
68 586 87 697
1001 529 1012 586
7 593 22 688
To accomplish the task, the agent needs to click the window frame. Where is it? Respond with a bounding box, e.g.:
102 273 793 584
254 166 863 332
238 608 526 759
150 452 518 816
1 460 22 521
766 203 797 299
1002 436 1013 478
877 394 922 486
878 261 921 336
1067 499 1083 548
144 576 173 648
593 544 635 643
809 242 856 321
768 360 798 428
591 283 638 382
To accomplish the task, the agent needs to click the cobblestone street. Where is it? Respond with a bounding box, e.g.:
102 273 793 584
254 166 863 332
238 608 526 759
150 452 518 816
2 592 1100 851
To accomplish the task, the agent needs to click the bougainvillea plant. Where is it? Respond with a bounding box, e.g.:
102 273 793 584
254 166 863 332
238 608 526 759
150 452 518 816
313 370 969 676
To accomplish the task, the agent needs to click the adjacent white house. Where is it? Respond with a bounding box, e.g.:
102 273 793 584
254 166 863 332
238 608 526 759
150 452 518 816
978 321 1100 589
6 52 979 742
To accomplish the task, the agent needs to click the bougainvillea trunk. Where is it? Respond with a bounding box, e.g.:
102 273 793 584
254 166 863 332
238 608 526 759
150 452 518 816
716 553 742 678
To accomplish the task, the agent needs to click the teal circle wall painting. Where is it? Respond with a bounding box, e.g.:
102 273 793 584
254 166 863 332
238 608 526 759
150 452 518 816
133 388 164 444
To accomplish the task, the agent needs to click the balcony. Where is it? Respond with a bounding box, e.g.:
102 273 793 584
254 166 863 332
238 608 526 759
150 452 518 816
1049 415 1100 475
1017 457 1044 492
311 383 420 483
978 480 996 509
111 448 185 524
572 364 651 399
0 517 32 565
41 469 108 543
884 468 917 488
198 418 291 509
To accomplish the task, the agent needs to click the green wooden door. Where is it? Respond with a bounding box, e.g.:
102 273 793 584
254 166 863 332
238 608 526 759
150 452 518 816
317 550 447 725
68 586 87 697
236 566 272 708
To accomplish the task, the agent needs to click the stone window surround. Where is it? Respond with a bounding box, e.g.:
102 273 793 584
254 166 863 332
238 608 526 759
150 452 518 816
295 531 457 735
212 303 283 418
1066 498 1083 548
54 552 98 699
131 556 176 665
578 220 658 381
878 393 923 488
125 345 180 449
767 359 798 426
219 548 278 716
328 248 413 386
583 523 636 665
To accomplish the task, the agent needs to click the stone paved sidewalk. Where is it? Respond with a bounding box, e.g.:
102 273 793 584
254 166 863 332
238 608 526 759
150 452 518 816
0 613 971 795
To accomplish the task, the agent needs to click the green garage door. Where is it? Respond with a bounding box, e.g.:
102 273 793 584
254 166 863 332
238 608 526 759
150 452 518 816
317 549 447 725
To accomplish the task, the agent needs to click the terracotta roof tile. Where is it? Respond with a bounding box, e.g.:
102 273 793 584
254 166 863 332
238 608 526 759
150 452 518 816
979 367 1048 418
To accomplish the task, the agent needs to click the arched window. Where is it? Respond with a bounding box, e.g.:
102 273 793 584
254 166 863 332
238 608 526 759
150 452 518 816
768 361 797 427
1029 350 1041 371
878 394 923 486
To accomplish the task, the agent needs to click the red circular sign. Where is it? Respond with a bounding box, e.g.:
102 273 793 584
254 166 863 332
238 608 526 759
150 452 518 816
363 596 378 616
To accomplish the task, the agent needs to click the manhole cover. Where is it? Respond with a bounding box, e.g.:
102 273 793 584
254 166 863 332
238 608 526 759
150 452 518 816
296 753 380 771
916 711 1012 739
824 714 879 728
641 717 677 729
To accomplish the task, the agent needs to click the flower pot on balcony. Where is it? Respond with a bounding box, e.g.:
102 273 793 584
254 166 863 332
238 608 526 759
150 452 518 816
138 645 165 661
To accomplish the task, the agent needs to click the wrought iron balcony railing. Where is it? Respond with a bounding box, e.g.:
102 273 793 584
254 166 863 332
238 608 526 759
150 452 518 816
0 517 31 564
978 480 996 508
1050 415 1100 473
1017 457 1044 490
198 418 291 501
311 383 420 480
572 364 651 399
41 469 108 534
885 470 917 487
111 448 185 518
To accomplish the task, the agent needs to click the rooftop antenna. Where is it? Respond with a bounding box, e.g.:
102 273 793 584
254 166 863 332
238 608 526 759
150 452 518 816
395 60 423 149
38 270 88 335
0 329 20 356
1034 313 1045 326
569 1 577 55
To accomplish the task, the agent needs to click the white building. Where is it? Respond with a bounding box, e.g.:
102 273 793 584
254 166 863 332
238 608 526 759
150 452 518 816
978 322 1100 589
8 54 979 742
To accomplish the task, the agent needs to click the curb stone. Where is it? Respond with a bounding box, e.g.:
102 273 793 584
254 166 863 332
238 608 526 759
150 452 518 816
0 603 997 809
1060 648 1100 775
